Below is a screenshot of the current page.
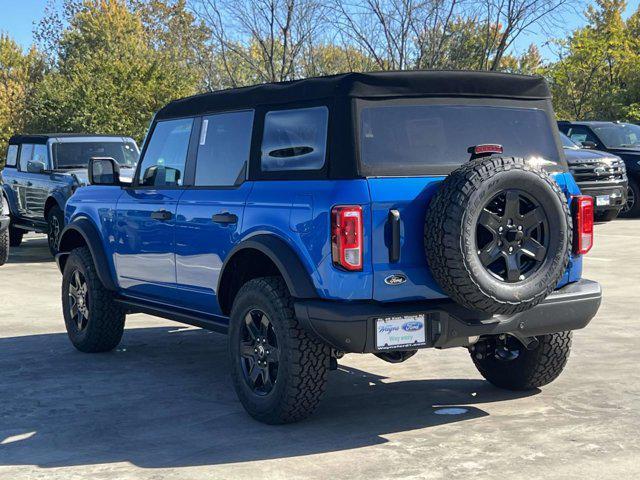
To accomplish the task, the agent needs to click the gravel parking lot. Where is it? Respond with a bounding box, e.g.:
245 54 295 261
1 220 639 480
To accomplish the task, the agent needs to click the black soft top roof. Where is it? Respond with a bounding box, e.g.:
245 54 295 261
157 70 551 120
8 133 131 145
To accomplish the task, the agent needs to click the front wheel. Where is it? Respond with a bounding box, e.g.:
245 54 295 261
47 205 65 256
62 247 125 352
470 332 572 390
228 277 330 424
619 178 640 218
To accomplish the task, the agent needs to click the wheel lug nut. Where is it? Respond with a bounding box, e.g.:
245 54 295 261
509 246 514 253
517 225 523 231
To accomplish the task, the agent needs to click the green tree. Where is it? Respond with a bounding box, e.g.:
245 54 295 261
0 34 45 164
546 0 637 120
28 0 203 142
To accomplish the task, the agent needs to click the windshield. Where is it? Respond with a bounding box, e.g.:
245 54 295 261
560 132 580 149
53 141 139 169
359 104 560 175
593 123 640 148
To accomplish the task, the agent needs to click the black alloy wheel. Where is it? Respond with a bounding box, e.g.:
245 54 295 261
624 184 636 213
49 214 61 251
239 308 280 396
476 189 549 283
68 269 90 332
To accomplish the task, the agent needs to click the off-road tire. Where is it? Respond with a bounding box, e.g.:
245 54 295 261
47 205 65 256
229 276 331 424
425 156 572 315
0 228 8 265
62 247 125 353
471 332 572 390
619 177 640 218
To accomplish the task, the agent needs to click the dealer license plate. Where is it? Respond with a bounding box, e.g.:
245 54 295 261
596 195 610 206
376 315 426 350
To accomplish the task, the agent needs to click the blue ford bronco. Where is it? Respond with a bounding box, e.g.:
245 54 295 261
55 71 602 424
1 134 138 255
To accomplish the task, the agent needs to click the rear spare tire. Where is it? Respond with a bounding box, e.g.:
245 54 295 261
425 156 572 315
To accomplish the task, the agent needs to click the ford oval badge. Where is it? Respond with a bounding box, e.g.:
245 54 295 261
384 274 407 286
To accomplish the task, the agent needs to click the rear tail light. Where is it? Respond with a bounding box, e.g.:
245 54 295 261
573 195 594 254
331 205 363 271
473 144 503 156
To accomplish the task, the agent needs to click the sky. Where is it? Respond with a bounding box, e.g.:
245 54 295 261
1 0 639 62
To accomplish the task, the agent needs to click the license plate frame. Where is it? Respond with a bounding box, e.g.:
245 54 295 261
375 314 427 351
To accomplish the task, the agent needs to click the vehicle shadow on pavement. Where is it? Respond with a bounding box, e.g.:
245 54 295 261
0 326 538 469
6 236 52 264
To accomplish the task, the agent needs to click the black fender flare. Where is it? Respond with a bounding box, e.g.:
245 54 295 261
1 184 18 217
55 217 117 291
44 193 66 218
218 234 318 303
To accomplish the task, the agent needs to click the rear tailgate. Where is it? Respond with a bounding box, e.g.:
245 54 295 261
368 177 447 302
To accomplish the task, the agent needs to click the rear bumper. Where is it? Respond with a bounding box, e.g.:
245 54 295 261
577 182 627 210
294 279 602 353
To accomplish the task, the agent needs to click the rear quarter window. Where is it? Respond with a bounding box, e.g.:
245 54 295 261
261 106 328 172
359 104 560 176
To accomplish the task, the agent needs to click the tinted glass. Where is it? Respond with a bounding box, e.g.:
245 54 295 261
261 106 328 171
360 104 560 174
19 144 34 171
560 133 579 149
593 123 640 148
567 126 600 146
6 145 18 167
138 118 193 187
53 141 138 169
195 110 254 186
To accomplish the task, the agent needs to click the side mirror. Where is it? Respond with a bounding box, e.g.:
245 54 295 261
27 160 45 174
88 157 121 186
581 141 597 149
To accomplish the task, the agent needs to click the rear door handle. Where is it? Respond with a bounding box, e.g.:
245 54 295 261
26 182 33 187
388 209 401 263
151 210 173 221
212 212 238 224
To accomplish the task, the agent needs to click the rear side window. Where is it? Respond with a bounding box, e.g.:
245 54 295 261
360 104 560 175
5 145 18 167
19 144 34 171
138 118 193 187
195 110 254 186
261 106 328 172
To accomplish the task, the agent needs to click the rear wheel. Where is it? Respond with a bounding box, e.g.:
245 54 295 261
62 247 125 352
47 205 64 256
229 277 330 424
0 228 8 265
470 332 572 390
619 178 640 218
